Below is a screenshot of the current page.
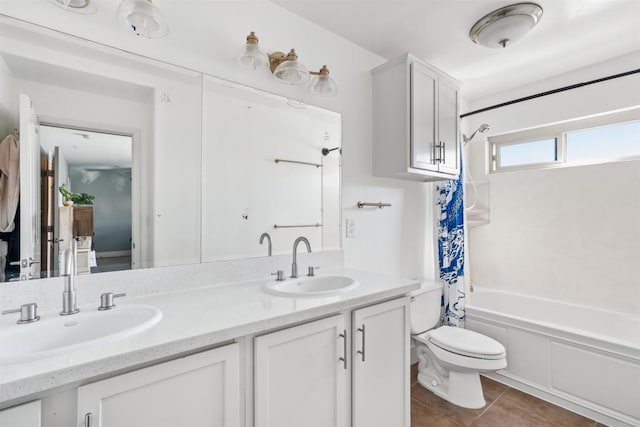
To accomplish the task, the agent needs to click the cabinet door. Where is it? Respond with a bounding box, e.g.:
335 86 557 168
0 400 41 427
254 315 348 427
410 62 439 172
77 344 240 427
352 298 410 427
437 76 460 175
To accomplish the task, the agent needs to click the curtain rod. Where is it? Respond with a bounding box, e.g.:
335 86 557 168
460 68 640 119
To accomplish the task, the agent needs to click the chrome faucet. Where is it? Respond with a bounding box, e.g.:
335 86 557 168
259 232 272 256
291 236 311 278
60 238 79 316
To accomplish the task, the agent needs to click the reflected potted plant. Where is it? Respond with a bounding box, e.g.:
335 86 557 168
59 183 95 207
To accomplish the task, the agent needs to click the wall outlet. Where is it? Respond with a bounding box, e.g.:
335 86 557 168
345 218 355 238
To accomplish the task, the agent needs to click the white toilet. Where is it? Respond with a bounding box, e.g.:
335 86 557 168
409 281 507 409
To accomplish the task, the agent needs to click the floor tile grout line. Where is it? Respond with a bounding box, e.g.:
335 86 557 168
410 397 464 427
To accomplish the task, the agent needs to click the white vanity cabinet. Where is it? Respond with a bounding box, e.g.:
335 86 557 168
254 314 349 427
0 400 41 426
352 298 411 427
254 298 410 427
372 53 461 181
76 343 240 427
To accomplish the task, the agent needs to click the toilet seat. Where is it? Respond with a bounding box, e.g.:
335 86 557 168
414 326 505 360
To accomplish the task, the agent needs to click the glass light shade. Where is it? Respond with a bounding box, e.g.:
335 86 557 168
46 0 97 14
117 0 169 39
240 43 268 70
475 15 536 48
470 3 542 48
308 74 337 96
273 60 310 85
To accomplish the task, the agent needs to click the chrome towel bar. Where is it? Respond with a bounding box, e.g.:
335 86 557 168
357 201 391 209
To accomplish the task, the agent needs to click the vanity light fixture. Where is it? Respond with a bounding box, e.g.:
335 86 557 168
469 2 543 48
240 31 338 96
117 0 169 39
46 0 98 14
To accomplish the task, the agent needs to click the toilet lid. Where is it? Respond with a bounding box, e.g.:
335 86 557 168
428 326 505 358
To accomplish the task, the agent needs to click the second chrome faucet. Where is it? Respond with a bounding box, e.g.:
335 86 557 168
291 236 311 278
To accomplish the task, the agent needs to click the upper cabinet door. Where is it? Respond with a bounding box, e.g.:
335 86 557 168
77 344 241 427
352 298 411 427
437 76 460 175
410 62 439 172
254 314 349 427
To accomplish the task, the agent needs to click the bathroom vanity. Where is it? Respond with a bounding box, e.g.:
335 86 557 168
0 265 419 427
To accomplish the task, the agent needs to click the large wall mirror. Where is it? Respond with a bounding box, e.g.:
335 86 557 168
0 17 341 283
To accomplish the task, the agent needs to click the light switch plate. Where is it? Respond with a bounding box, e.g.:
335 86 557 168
345 218 355 238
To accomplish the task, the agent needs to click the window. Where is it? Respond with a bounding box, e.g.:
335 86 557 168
489 108 640 172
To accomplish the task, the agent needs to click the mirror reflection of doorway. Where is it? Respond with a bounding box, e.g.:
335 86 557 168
39 125 133 276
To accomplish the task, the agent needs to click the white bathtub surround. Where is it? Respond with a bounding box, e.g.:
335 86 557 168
464 53 640 315
466 287 640 427
435 177 466 327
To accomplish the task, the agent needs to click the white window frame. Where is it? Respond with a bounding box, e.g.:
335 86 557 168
488 107 640 173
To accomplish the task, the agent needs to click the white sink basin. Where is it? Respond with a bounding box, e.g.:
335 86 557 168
264 275 359 297
0 304 162 364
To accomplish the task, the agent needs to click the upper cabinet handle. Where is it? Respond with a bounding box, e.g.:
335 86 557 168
84 412 92 427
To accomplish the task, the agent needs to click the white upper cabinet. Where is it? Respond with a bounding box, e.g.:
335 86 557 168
372 53 461 181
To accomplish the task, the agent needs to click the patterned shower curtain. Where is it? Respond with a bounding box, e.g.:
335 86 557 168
435 166 465 327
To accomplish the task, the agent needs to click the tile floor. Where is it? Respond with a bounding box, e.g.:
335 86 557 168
410 364 605 426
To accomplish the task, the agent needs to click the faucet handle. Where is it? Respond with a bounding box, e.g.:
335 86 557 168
2 303 40 324
98 292 126 311
271 270 285 281
307 266 320 277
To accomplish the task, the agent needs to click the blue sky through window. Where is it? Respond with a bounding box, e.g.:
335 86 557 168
499 138 557 167
566 120 640 162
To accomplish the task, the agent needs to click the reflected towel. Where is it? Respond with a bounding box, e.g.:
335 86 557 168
0 134 20 233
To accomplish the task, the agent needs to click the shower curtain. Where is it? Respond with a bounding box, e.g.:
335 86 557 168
435 166 465 327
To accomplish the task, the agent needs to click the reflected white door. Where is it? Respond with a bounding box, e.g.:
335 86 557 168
19 94 41 280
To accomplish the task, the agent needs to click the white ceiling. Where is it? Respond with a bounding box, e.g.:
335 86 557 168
273 0 640 100
40 125 132 168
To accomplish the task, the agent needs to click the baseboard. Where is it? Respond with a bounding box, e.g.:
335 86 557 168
96 250 131 259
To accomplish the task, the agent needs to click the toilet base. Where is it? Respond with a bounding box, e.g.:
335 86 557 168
417 370 486 409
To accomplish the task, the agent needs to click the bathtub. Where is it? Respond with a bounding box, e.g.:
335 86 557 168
465 287 640 427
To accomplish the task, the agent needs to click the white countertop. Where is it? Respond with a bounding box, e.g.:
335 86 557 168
0 268 419 406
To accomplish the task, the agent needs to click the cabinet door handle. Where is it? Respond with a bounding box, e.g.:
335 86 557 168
85 412 92 427
431 142 438 164
357 324 366 362
441 141 446 164
338 329 347 370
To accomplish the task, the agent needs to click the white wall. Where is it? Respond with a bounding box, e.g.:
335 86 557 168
0 3 439 280
463 52 640 315
0 56 13 137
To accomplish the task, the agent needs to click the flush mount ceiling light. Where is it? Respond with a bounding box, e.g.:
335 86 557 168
470 2 543 48
239 31 338 97
46 0 97 14
117 0 169 39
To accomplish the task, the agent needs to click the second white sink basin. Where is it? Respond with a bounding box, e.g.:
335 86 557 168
264 275 359 297
0 304 162 364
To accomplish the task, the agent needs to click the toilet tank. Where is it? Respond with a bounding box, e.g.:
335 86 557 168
408 281 443 334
